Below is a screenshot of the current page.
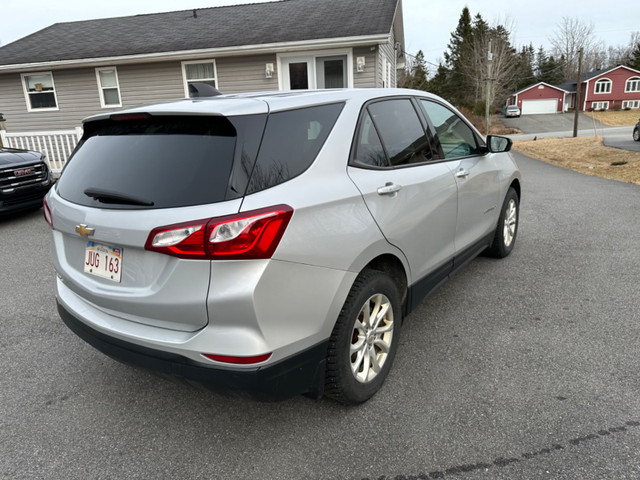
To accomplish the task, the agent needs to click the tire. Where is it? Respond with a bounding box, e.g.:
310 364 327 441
485 187 519 258
633 128 640 142
325 270 401 405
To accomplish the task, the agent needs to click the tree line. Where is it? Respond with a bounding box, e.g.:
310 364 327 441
399 7 640 112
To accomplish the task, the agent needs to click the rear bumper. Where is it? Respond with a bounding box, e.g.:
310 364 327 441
58 301 328 400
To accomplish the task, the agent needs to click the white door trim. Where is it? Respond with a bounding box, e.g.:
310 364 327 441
277 48 354 90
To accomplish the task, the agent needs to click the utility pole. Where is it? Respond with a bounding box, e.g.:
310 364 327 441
485 40 493 136
573 48 583 138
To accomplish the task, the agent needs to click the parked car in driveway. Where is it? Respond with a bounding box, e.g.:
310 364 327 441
505 105 521 117
45 88 521 404
0 146 53 215
633 118 639 142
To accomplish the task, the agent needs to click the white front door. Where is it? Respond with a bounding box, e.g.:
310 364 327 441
281 54 349 90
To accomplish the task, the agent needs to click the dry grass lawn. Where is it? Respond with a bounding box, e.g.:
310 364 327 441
513 136 640 185
583 109 640 126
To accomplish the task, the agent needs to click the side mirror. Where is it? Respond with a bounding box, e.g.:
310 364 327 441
486 135 512 153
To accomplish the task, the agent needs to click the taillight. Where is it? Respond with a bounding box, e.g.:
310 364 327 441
201 353 272 364
43 198 53 228
145 205 293 260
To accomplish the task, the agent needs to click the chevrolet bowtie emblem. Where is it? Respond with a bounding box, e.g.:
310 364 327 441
75 224 95 237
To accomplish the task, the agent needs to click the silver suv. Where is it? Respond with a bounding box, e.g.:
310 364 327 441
45 89 521 404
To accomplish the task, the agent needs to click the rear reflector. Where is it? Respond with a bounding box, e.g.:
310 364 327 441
145 205 293 260
202 353 272 364
43 198 53 228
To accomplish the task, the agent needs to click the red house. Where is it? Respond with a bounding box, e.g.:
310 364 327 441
577 65 640 111
509 65 640 114
510 82 569 114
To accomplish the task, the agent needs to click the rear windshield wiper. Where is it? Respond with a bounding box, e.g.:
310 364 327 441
84 187 154 206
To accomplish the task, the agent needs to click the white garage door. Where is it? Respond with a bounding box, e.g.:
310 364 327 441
521 99 558 115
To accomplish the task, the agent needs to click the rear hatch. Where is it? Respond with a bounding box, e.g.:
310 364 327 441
49 112 266 332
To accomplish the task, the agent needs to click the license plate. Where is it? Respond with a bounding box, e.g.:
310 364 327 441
84 242 123 283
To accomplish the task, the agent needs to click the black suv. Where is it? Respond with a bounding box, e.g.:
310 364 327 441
0 147 53 215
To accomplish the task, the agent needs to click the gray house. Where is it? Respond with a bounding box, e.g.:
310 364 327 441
0 0 405 138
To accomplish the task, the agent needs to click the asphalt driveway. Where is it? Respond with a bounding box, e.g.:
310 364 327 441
603 126 640 152
2 152 640 479
504 113 640 152
502 112 606 135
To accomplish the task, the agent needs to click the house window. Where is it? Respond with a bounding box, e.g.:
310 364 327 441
182 60 217 97
96 67 122 108
594 79 612 94
591 101 609 111
625 77 640 93
21 72 58 111
622 100 640 109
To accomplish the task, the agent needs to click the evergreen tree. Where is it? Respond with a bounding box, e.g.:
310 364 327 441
427 63 450 98
402 50 429 91
537 54 565 85
441 7 475 104
431 7 522 109
516 44 536 90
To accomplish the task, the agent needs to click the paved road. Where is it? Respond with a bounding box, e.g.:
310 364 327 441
603 126 640 152
2 155 640 479
502 113 606 137
504 113 640 152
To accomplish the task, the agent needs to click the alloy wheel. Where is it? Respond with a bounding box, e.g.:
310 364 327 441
503 199 517 247
350 293 394 383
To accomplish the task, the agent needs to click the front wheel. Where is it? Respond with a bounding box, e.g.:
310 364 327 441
325 271 401 404
485 187 519 258
633 128 639 142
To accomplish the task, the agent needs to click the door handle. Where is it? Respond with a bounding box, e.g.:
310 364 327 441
455 169 470 179
377 182 402 196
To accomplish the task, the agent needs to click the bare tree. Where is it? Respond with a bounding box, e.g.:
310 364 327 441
607 32 640 68
461 18 521 111
550 17 604 79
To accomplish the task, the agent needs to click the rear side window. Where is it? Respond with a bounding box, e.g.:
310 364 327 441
246 103 344 194
353 111 388 167
57 116 255 209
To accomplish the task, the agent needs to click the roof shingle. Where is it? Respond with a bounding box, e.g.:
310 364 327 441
0 0 399 66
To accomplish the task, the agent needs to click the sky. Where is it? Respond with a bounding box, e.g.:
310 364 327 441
1 0 639 73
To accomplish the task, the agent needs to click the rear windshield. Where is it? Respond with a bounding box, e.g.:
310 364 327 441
57 116 244 209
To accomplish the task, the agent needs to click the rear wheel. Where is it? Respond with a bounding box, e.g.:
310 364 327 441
325 271 401 404
485 187 519 258
633 128 639 142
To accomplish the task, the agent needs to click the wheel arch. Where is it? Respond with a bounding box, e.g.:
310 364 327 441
509 177 521 202
361 254 409 315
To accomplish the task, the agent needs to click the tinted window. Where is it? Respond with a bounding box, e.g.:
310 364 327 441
367 99 433 166
57 116 243 209
247 103 344 194
353 111 388 167
420 100 482 159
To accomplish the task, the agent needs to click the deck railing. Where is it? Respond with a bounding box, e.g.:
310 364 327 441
0 127 83 175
